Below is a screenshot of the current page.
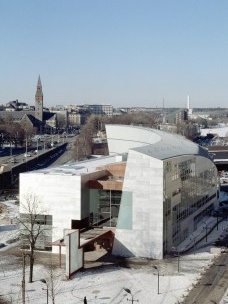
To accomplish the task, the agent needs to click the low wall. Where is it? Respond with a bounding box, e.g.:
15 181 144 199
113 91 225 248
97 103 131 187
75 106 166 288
0 224 17 232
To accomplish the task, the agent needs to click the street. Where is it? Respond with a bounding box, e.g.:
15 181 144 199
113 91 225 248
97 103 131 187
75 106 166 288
183 251 228 304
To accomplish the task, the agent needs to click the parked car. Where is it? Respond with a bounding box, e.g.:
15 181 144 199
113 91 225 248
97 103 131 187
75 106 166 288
10 158 17 163
24 153 32 157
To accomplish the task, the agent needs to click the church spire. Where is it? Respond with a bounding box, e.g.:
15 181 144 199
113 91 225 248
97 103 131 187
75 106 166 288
35 75 43 98
37 75 42 87
35 75 43 123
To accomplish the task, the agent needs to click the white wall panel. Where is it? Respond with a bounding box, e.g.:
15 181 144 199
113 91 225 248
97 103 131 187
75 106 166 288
20 172 81 252
113 150 164 259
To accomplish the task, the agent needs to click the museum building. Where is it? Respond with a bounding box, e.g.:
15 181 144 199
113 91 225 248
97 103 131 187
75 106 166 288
19 125 219 259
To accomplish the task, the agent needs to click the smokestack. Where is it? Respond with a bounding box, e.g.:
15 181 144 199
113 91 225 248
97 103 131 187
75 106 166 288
187 95 190 110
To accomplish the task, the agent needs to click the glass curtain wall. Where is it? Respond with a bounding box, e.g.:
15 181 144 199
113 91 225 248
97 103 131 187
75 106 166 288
90 190 121 227
164 156 218 254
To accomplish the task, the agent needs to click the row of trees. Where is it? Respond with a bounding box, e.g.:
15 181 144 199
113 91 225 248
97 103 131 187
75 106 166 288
0 117 34 148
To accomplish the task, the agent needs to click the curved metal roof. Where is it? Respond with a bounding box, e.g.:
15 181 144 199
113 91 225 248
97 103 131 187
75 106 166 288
106 124 209 160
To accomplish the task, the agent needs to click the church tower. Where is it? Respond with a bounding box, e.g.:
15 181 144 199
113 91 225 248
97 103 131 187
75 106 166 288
35 75 43 122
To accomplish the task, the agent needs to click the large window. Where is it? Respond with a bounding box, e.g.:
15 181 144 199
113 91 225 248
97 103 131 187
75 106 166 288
90 190 122 227
19 213 52 251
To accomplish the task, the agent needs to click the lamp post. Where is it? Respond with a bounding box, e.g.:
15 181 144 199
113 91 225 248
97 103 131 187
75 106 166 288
37 139 39 158
25 135 28 162
216 214 219 231
57 130 60 144
190 233 196 255
202 221 210 242
10 139 13 185
21 252 30 304
153 266 160 294
51 127 54 147
176 252 180 272
40 279 48 304
0 133 3 148
123 288 139 303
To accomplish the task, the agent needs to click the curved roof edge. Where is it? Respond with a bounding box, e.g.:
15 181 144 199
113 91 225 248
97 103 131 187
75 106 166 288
106 124 210 160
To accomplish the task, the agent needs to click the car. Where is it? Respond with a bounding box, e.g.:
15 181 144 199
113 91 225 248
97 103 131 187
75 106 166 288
10 158 17 163
24 153 32 157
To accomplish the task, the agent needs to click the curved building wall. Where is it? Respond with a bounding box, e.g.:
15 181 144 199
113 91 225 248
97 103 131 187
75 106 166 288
109 125 219 259
112 152 218 259
164 155 218 254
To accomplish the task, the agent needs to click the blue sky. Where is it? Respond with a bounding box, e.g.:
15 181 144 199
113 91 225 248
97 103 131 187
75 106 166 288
1 0 228 108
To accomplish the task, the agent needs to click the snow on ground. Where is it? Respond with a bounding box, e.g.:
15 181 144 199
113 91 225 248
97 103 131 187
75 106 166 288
200 126 228 138
0 251 217 304
0 199 228 304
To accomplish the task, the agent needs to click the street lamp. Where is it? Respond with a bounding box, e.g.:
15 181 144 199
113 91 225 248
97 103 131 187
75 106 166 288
57 130 60 144
216 215 219 231
123 288 139 303
153 266 160 294
36 139 39 158
190 233 197 255
21 252 30 304
175 252 181 272
202 221 211 242
40 279 48 304
10 138 13 185
25 135 28 163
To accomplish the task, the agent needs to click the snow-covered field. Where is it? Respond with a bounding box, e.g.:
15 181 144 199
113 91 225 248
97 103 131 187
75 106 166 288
0 250 217 304
0 199 227 304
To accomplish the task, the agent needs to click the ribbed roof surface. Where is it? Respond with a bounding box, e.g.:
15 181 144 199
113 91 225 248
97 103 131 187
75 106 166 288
106 124 209 160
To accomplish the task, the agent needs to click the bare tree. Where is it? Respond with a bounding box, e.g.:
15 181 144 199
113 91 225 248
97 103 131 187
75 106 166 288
18 193 50 283
0 119 26 148
57 113 67 129
71 124 94 161
72 136 85 161
44 259 63 304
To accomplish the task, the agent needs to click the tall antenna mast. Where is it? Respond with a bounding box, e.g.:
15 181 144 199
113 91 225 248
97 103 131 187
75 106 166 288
162 98 166 123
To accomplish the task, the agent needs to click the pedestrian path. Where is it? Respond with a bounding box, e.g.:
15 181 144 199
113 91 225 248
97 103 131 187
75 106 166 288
176 216 228 254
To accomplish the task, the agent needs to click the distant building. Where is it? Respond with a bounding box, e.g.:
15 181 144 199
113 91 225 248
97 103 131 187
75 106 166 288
176 109 188 124
87 104 113 117
68 109 89 126
5 100 31 112
53 104 113 126
68 112 83 126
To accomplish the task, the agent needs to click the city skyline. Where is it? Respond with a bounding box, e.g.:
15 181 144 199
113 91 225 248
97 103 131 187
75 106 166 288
1 0 228 108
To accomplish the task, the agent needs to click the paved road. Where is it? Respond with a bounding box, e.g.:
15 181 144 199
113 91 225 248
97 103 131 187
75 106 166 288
0 134 75 168
47 135 76 167
183 251 228 304
0 134 66 166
